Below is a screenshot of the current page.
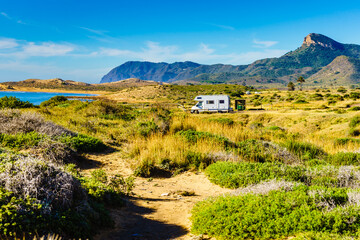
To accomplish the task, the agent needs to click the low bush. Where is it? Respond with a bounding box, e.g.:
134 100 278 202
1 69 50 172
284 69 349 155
235 139 285 162
81 169 135 205
349 106 360 111
334 138 360 146
349 116 360 128
327 152 360 165
40 96 68 108
60 134 106 152
0 131 43 149
207 117 234 126
191 185 360 240
0 110 74 137
205 162 307 189
137 120 159 137
177 129 234 149
84 100 136 121
349 128 360 137
0 96 34 109
0 156 111 238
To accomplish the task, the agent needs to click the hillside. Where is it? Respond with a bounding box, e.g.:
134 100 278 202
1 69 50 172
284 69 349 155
307 56 360 86
101 33 360 86
1 77 160 92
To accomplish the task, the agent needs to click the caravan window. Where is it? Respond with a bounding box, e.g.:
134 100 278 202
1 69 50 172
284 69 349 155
219 100 225 104
196 97 202 99
206 100 214 104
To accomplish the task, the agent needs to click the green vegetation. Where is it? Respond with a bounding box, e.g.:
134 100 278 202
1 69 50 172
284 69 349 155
205 162 306 189
0 96 34 109
191 186 360 240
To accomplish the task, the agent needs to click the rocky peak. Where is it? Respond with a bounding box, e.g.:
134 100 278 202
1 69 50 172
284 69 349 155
302 33 344 50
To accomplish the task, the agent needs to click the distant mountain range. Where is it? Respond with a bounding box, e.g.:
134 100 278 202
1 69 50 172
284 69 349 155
101 33 360 87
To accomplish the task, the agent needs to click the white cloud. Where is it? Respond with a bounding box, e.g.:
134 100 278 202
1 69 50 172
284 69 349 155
0 12 27 24
79 27 108 36
253 39 278 48
21 42 75 57
0 38 18 49
0 40 76 58
211 24 235 31
0 12 11 19
94 41 287 65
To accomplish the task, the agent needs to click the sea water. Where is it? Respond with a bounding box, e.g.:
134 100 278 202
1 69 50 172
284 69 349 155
0 91 97 105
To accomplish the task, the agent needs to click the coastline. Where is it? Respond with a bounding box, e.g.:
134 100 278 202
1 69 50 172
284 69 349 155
0 86 107 95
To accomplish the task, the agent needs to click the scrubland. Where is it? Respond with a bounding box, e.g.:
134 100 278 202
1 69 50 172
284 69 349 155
2 86 360 239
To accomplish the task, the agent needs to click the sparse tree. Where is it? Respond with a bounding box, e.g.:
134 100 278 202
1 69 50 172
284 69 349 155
287 81 295 91
297 76 305 91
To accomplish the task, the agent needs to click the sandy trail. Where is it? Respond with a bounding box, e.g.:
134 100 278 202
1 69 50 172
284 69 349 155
84 151 230 240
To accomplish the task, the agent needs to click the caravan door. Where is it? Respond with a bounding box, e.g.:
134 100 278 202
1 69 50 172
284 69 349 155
218 98 226 110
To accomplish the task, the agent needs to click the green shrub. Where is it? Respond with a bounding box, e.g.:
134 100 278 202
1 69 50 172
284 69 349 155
137 120 159 137
235 139 278 162
349 128 360 137
0 188 45 236
85 100 136 121
40 95 68 108
292 232 353 240
0 96 34 109
283 140 326 160
349 106 360 111
349 116 360 128
177 129 234 149
267 126 283 131
327 152 360 165
0 131 44 149
60 134 106 152
334 138 360 146
207 118 234 126
205 162 307 189
294 99 309 104
191 186 360 240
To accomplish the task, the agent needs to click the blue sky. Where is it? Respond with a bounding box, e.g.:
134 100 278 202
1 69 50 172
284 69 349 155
1 0 360 83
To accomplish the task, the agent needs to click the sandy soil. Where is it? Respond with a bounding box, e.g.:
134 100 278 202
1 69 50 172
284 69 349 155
84 151 231 240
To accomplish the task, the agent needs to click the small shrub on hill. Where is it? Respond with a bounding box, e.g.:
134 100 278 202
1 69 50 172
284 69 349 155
40 96 68 108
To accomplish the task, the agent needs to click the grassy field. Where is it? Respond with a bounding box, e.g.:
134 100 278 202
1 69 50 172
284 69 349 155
2 84 360 239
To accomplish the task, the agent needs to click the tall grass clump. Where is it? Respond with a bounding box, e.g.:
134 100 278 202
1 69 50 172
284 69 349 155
176 129 235 149
283 140 326 160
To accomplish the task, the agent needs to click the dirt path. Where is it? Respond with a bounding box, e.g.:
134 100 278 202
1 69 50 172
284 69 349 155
84 151 230 240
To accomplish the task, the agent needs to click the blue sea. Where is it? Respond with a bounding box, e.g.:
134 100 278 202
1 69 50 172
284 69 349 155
0 91 97 105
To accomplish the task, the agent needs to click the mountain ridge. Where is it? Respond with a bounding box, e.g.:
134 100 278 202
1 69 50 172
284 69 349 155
101 33 360 86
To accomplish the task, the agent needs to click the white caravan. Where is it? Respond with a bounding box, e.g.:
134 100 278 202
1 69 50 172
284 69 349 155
191 95 233 113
